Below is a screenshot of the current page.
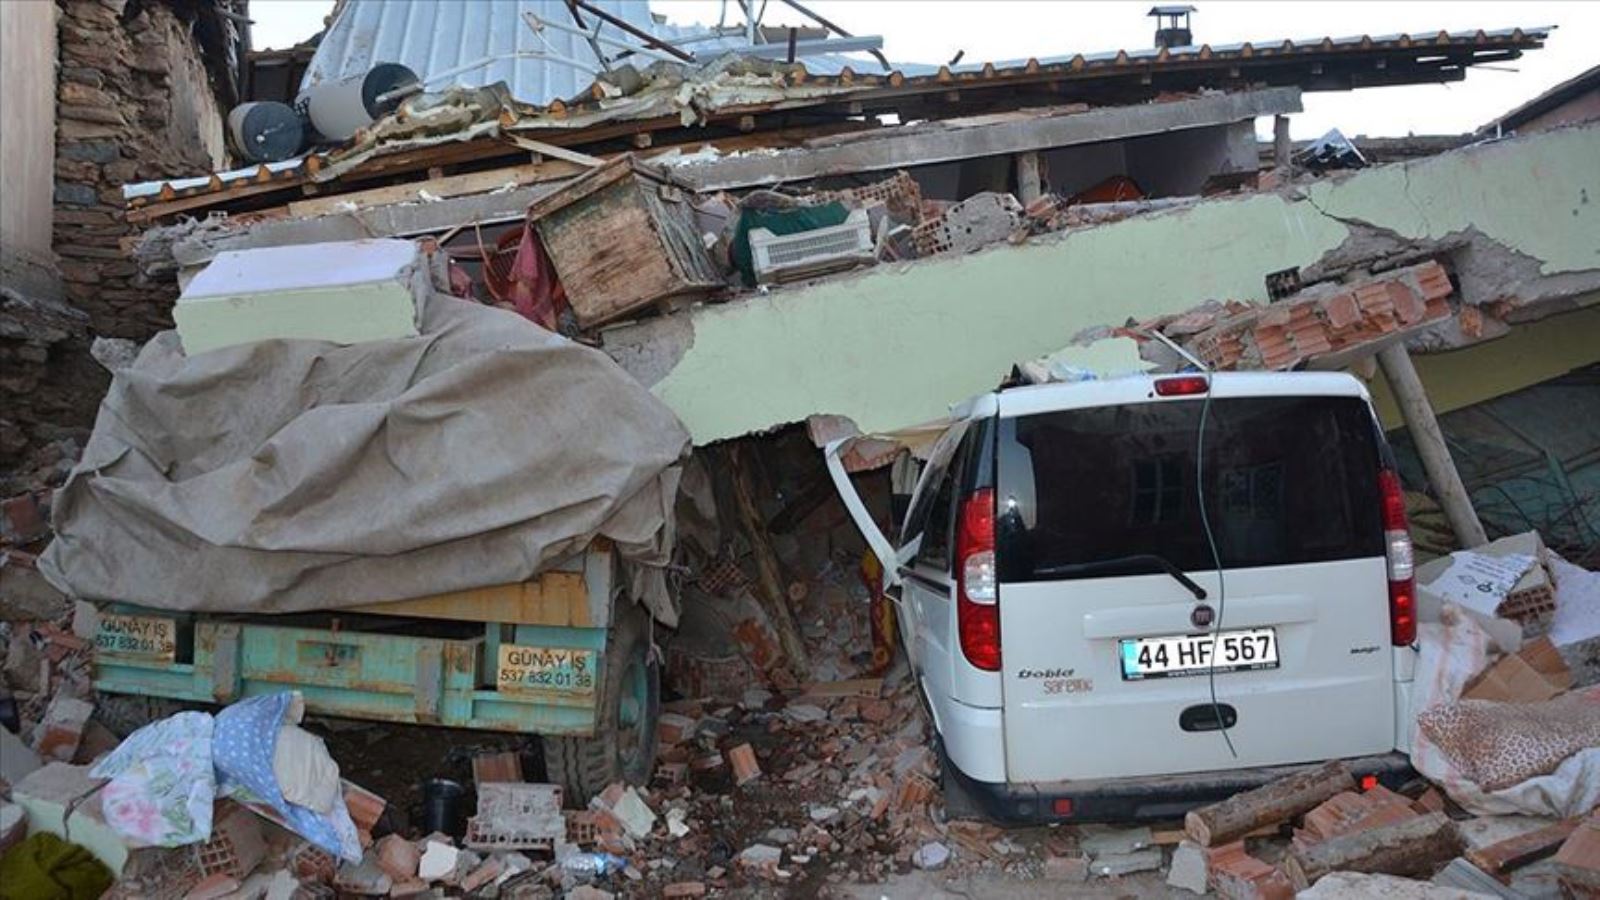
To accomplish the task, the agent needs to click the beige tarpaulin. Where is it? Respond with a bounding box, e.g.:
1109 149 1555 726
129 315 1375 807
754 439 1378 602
41 292 689 618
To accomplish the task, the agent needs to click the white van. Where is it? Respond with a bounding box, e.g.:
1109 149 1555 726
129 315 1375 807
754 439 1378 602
826 372 1417 821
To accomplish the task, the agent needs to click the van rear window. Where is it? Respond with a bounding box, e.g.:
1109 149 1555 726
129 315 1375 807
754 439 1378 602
996 396 1384 582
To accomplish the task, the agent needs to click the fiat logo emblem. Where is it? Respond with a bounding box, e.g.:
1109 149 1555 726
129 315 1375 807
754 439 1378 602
1191 604 1216 629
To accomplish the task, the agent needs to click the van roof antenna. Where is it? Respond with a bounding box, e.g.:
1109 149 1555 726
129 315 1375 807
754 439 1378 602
1142 329 1211 373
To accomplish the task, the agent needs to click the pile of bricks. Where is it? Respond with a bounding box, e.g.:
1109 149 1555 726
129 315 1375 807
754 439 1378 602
1174 762 1483 898
1140 260 1457 371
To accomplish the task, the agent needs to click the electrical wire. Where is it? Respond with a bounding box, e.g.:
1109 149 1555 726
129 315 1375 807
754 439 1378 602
1196 379 1238 758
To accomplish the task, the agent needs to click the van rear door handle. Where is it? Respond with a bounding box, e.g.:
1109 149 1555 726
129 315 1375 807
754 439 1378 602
1181 703 1236 732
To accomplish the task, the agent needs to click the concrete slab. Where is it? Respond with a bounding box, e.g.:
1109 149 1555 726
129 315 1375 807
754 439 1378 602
11 761 128 875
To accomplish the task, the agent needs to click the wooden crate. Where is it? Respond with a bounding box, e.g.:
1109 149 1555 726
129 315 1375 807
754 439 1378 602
527 156 724 328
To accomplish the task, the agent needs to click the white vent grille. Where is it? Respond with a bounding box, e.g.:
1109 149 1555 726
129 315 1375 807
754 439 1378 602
750 209 875 284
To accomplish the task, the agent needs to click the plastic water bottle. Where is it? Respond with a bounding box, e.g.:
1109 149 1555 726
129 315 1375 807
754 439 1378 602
560 851 628 880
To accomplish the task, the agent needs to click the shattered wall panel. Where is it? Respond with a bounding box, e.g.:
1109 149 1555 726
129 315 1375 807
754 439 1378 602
602 125 1600 443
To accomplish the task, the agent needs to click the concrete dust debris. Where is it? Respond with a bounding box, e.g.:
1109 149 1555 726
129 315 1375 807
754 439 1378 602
782 703 827 723
1300 871 1498 899
912 841 950 870
1080 824 1155 857
0 801 26 855
1168 840 1210 894
373 833 419 881
1091 847 1164 878
737 842 783 875
33 693 93 761
1431 857 1520 898
332 851 393 895
1043 852 1091 882
416 840 458 881
592 784 657 840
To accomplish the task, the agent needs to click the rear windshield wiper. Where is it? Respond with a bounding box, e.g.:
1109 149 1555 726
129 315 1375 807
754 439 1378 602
1035 555 1208 601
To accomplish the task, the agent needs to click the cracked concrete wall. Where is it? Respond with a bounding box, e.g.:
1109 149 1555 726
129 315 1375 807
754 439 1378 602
604 124 1600 444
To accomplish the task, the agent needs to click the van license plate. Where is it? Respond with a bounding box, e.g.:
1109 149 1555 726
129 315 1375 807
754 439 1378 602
1119 628 1278 680
497 645 597 696
94 614 177 661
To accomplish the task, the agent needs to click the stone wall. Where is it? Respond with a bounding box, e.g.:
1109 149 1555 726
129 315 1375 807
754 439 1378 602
52 0 226 341
1 0 228 492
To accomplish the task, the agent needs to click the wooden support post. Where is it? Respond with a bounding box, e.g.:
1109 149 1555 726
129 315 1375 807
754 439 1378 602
726 443 811 679
1186 760 1354 847
1015 151 1043 205
1273 115 1292 169
1376 343 1489 548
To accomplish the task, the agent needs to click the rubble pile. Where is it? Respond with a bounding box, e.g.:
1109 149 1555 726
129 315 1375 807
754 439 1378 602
1 488 107 772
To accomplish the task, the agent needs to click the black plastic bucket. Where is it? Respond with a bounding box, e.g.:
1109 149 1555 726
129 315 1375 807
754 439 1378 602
420 778 467 838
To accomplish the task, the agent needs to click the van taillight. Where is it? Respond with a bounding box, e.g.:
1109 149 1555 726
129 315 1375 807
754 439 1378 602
956 487 1000 671
1378 469 1416 646
1154 375 1210 396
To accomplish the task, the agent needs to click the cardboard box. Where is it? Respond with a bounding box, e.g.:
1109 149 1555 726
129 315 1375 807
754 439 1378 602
1462 637 1573 703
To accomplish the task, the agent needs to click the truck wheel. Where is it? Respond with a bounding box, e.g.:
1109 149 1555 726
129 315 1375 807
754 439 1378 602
542 603 659 805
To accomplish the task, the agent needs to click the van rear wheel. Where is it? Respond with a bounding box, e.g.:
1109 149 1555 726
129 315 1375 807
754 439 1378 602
542 602 659 805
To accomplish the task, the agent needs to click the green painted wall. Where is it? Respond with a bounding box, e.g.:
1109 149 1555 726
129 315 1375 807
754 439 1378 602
1367 300 1600 430
639 126 1600 443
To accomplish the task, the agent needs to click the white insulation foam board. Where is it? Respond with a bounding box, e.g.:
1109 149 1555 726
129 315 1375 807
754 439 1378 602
175 238 425 355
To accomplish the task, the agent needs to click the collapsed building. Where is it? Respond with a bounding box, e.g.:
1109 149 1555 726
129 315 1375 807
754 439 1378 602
3 1 1600 896
112 7 1600 672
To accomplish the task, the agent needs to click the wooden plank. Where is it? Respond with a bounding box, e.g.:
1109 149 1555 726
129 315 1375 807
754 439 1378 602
286 160 587 218
170 181 575 268
349 573 591 626
1466 818 1581 876
504 134 606 167
670 86 1303 191
726 443 810 679
1186 760 1354 847
131 118 866 225
125 177 304 223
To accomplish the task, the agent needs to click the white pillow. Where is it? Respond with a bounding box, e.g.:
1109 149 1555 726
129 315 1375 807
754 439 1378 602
273 725 342 813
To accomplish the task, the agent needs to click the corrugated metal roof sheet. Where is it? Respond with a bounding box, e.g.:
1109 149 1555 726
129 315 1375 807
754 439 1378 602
124 22 1552 210
303 0 887 105
944 25 1545 74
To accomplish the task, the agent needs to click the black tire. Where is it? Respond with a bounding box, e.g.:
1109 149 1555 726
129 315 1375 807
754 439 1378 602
542 601 660 805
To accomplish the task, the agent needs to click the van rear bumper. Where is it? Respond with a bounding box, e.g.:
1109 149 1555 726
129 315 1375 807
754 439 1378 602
945 751 1415 824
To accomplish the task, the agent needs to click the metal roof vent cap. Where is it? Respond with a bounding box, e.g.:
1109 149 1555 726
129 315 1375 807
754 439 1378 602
1149 5 1196 49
